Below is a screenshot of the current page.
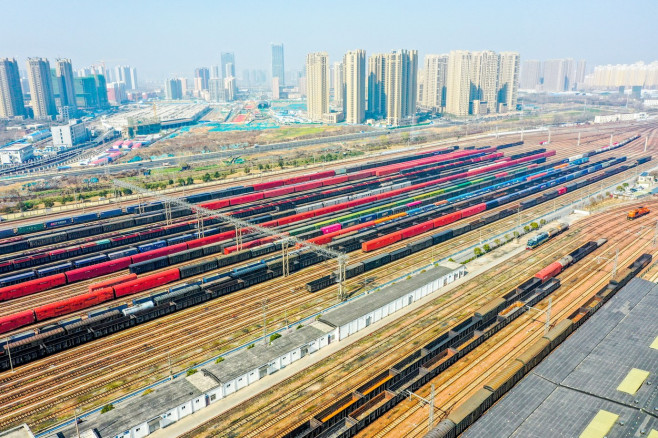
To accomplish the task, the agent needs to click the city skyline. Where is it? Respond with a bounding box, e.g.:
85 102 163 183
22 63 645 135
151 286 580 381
2 0 657 81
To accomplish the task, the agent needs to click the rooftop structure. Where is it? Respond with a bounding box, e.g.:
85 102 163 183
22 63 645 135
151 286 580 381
464 277 658 438
45 262 464 438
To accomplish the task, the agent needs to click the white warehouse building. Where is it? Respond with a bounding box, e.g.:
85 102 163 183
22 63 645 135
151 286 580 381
50 119 89 150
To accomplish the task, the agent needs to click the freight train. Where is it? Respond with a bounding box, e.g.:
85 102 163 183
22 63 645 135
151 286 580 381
0 250 329 370
0 144 469 241
0 149 563 287
0 149 517 265
284 241 645 438
306 156 651 291
425 253 652 438
526 223 569 250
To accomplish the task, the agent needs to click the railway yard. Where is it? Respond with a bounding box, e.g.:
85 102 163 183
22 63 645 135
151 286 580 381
0 120 657 437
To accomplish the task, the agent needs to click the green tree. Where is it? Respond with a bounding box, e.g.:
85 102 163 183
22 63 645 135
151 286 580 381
540 219 547 226
524 225 530 233
215 357 224 364
247 343 255 349
483 244 491 253
213 171 220 178
121 188 132 195
168 179 174 185
186 177 194 185
278 159 284 169
258 163 264 170
178 178 186 186
244 167 251 174
474 247 483 257
494 238 501 247
530 222 539 229
269 333 282 343
514 231 520 238
43 199 55 208
101 404 114 414
186 368 197 376
202 173 211 182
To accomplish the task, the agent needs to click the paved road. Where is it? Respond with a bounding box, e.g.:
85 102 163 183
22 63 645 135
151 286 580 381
0 124 439 184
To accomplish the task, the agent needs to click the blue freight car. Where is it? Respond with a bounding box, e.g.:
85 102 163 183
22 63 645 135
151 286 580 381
73 213 99 223
36 262 73 277
138 240 167 253
99 209 123 219
73 254 108 268
107 248 138 260
0 271 36 287
45 217 74 228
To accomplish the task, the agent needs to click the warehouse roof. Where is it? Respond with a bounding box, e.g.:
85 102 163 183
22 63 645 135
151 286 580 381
319 262 461 328
52 378 203 438
0 424 34 438
463 277 658 438
203 324 327 382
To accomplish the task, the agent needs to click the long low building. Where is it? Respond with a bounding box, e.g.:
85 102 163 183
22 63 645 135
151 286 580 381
463 277 658 438
45 262 465 438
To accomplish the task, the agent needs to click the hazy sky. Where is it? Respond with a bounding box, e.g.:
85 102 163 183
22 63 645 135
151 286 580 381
2 0 657 81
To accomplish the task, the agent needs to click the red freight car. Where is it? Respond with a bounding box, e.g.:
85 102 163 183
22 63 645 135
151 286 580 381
113 268 181 298
293 181 323 192
433 212 463 228
557 187 568 195
252 180 283 191
34 288 115 321
229 192 264 206
89 273 137 292
199 199 230 210
461 203 487 218
130 243 189 264
65 257 132 283
263 186 295 198
534 262 563 283
0 274 67 302
187 230 242 249
0 310 36 335
401 221 435 239
224 239 262 255
362 232 402 252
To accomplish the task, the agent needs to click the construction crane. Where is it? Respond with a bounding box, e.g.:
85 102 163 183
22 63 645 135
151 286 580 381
112 179 350 300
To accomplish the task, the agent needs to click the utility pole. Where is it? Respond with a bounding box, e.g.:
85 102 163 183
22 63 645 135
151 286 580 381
597 248 619 280
6 339 13 373
262 299 268 344
405 385 441 432
645 137 648 152
577 132 581 146
168 352 173 381
74 407 81 438
525 297 552 334
653 220 658 247
547 128 551 144
609 133 613 147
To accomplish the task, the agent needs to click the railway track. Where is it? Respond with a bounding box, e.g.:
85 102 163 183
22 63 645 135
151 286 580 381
0 124 654 432
180 200 652 437
0 127 651 320
363 221 657 438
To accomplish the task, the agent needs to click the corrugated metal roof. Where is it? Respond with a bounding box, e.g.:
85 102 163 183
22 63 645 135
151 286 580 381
463 278 658 438
616 368 650 395
651 335 658 350
579 410 618 438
